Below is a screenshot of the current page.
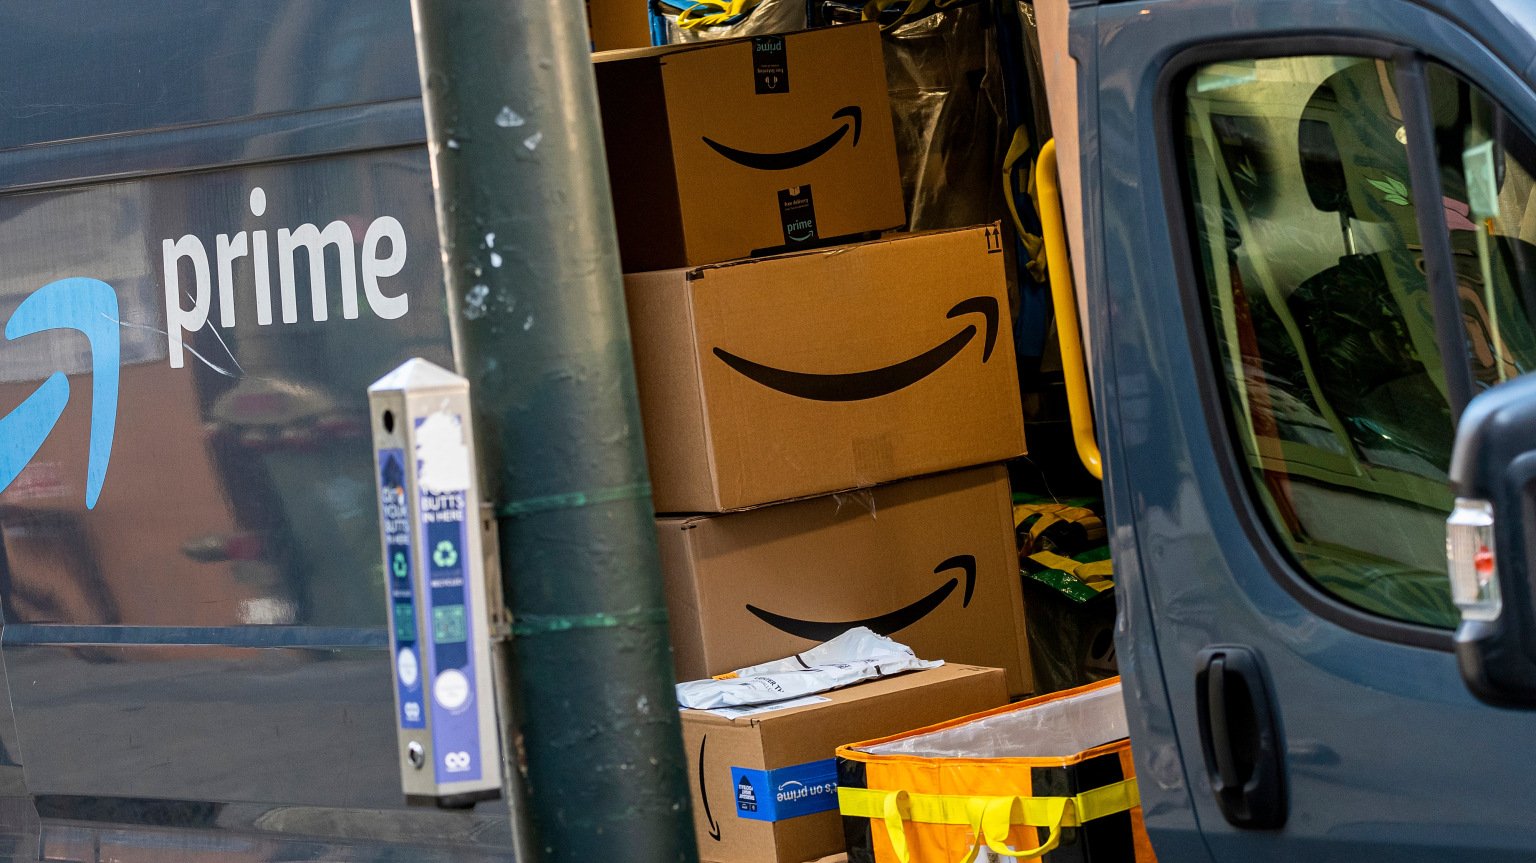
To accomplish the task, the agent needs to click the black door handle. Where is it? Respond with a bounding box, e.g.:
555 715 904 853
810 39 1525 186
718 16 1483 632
1196 646 1287 829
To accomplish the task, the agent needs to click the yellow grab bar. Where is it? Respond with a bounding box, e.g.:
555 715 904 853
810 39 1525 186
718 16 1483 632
1035 138 1103 480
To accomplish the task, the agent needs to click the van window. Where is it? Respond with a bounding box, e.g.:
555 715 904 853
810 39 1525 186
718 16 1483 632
1427 63 1536 388
1181 56 1462 628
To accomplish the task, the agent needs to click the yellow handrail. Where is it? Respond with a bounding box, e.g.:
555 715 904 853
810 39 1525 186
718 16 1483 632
1035 138 1103 480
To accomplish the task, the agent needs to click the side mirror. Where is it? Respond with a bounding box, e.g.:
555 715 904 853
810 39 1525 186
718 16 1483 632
1448 374 1536 705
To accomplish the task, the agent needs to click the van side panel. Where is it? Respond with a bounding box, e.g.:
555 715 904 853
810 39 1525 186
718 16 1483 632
0 3 519 858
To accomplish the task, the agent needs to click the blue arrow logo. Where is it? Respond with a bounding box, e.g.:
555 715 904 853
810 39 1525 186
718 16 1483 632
0 278 120 509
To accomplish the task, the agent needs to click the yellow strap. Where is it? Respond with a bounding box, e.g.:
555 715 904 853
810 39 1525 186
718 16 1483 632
1013 503 1061 516
1076 560 1114 583
883 789 912 863
1012 503 1101 527
1074 775 1140 822
1012 502 1063 529
1013 504 1104 542
1002 126 1048 283
839 778 1139 863
979 795 1066 860
841 782 1130 827
1027 512 1064 544
1027 550 1114 587
1029 510 1103 547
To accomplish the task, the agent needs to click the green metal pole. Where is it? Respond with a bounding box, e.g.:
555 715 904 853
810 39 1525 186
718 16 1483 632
408 4 698 862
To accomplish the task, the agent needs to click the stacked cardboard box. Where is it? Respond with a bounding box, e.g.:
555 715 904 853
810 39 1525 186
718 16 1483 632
594 24 906 271
679 665 1008 863
596 23 1031 863
629 223 1033 689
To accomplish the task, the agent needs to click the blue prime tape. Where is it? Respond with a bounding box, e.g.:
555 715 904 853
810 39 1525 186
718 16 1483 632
730 759 839 823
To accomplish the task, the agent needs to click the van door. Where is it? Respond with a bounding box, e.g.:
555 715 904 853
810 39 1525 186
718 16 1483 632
1078 1 1536 860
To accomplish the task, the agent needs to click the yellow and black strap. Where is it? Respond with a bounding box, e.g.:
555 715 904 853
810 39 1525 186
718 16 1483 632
1013 502 1106 557
839 777 1140 863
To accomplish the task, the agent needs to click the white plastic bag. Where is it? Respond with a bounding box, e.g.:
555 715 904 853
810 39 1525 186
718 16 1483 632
675 627 943 710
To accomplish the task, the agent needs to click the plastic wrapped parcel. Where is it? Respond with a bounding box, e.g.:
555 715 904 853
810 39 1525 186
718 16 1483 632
675 626 943 709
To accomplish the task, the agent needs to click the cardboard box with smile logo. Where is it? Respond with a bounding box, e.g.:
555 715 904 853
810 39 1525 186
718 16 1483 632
680 663 1008 863
655 465 1033 696
626 225 1026 513
594 23 905 271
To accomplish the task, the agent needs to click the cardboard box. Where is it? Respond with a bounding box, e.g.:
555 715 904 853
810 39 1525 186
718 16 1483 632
627 225 1026 513
594 24 905 271
681 664 1009 863
657 465 1033 696
588 0 652 51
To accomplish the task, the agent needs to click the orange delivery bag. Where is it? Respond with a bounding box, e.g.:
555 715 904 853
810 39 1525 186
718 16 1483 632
835 677 1156 863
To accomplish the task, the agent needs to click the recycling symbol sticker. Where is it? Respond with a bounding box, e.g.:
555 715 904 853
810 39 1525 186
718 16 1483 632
392 551 409 579
433 540 459 569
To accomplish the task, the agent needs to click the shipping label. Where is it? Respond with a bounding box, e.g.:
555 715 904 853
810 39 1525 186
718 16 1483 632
752 35 789 94
778 185 819 249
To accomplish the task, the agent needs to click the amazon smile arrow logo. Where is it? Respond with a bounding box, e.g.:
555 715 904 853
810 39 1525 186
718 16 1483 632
713 296 998 402
699 735 721 841
0 278 120 509
702 106 862 172
745 554 976 642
